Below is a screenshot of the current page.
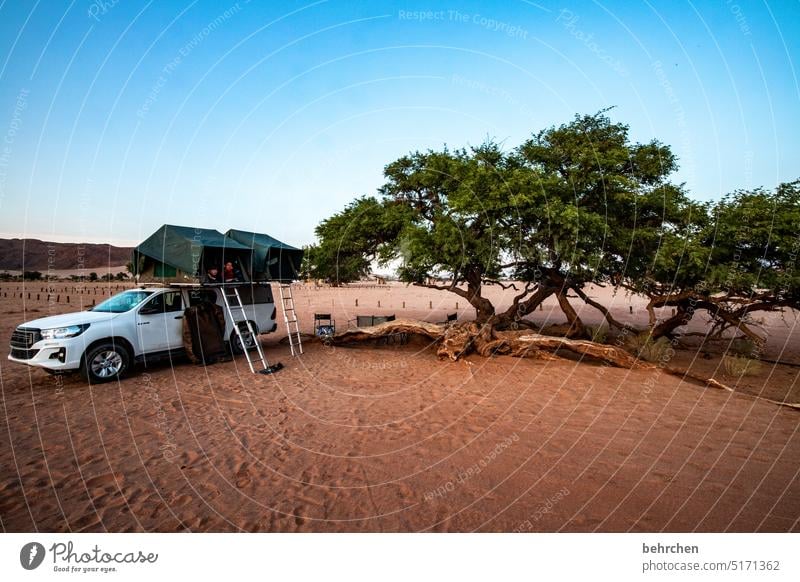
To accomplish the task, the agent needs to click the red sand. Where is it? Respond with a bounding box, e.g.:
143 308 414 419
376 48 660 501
1 282 798 532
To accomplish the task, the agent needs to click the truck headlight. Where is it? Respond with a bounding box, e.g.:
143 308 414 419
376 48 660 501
40 324 90 340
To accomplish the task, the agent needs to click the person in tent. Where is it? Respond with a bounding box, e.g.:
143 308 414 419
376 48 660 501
206 266 221 283
223 261 243 282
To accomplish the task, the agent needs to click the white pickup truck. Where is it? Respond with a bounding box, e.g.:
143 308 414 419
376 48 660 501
7 284 277 383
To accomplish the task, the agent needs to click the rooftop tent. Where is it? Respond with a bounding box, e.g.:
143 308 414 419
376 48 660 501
133 224 253 283
225 229 304 282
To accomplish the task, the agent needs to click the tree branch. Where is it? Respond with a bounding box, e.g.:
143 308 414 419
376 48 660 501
571 285 626 329
483 279 520 291
414 282 469 300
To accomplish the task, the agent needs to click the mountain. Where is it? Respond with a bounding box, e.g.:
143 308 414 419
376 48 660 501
0 238 133 271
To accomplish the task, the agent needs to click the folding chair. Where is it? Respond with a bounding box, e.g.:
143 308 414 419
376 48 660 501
439 313 458 325
314 313 335 339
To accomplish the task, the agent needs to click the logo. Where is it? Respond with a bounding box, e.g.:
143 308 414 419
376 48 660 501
20 542 46 570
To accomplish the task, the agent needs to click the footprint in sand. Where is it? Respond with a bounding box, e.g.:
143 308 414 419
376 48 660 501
234 462 252 488
429 509 451 532
85 473 119 489
202 486 222 500
72 513 102 531
33 477 50 488
170 494 194 507
184 515 213 530
395 481 414 499
149 501 164 520
178 450 201 470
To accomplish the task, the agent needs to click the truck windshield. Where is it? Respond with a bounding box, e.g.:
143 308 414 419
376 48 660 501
91 290 153 313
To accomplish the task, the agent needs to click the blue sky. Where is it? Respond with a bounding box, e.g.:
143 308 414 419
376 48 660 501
0 0 798 246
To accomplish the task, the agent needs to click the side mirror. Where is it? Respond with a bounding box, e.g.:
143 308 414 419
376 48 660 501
138 306 161 315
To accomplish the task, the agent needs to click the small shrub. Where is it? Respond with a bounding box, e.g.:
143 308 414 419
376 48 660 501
722 354 762 378
729 337 757 357
587 324 609 344
627 334 673 363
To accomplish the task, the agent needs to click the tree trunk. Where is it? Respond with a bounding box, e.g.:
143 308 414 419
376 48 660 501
646 294 765 344
650 303 691 339
555 291 588 338
465 266 495 324
497 284 555 328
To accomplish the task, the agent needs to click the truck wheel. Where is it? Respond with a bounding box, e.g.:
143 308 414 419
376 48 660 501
81 342 131 383
230 322 257 355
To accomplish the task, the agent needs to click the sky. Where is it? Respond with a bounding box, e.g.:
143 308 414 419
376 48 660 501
0 0 798 247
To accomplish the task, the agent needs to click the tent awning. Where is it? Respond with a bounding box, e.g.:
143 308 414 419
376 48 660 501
134 224 251 276
226 229 303 281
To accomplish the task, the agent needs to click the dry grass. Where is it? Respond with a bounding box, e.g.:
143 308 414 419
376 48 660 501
722 354 763 378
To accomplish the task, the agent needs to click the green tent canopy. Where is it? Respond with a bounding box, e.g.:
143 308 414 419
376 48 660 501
226 229 304 282
133 224 253 282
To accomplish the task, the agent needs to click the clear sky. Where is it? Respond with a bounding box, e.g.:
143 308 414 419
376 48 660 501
0 0 798 246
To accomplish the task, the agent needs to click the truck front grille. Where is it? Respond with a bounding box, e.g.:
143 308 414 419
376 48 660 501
10 327 41 349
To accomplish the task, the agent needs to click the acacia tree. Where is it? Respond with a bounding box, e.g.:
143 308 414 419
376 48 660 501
315 112 694 333
313 112 798 344
503 112 704 337
640 180 800 342
315 143 519 322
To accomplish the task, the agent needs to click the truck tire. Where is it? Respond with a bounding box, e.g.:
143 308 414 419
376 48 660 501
81 342 131 384
230 322 257 355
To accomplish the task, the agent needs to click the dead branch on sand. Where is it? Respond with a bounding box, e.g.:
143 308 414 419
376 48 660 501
333 319 644 367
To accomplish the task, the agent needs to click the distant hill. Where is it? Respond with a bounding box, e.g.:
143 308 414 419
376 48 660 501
0 238 133 272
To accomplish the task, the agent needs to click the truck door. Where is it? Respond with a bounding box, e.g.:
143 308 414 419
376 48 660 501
135 291 184 352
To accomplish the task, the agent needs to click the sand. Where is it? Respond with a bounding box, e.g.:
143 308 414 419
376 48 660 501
0 281 798 532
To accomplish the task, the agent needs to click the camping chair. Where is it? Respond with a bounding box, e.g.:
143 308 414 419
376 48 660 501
354 315 374 328
314 313 335 339
352 314 396 328
439 313 458 325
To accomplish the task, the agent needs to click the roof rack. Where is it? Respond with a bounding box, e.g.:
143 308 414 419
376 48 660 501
167 280 278 288
137 280 297 290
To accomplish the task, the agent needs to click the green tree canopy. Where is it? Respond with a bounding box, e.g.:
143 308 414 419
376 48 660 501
312 111 798 342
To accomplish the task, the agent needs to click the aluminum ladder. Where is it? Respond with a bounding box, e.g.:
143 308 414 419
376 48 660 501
277 283 303 356
220 286 270 374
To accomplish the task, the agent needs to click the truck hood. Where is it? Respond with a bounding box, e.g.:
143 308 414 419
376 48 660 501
19 310 119 330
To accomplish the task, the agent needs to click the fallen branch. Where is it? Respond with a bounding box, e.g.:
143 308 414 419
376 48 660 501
333 318 445 343
332 319 643 368
512 333 645 368
663 367 800 411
